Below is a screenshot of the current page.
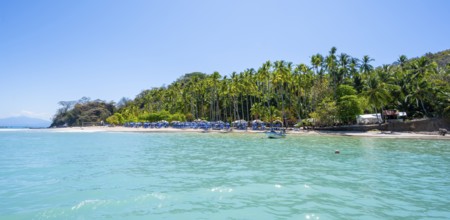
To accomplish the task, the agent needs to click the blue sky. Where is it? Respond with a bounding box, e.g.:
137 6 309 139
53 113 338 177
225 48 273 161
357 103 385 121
1 0 449 120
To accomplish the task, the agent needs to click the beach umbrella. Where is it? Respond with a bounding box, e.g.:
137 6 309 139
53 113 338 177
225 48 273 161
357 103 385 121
252 119 264 124
233 120 247 124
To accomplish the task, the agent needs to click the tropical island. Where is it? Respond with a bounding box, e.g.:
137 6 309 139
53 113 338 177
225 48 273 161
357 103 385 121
50 48 450 135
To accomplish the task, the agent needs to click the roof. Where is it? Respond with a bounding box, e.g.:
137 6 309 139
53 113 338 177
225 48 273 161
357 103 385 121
357 113 381 119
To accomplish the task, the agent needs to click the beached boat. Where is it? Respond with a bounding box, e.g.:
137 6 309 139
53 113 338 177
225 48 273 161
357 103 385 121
266 129 286 139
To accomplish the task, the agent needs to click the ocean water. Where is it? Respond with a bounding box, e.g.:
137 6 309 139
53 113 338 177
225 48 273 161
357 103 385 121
0 130 449 219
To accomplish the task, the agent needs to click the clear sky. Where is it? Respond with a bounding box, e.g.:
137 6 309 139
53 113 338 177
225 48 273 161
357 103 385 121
1 0 449 120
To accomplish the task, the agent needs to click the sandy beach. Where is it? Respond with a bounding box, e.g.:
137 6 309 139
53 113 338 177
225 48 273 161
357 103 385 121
48 126 450 140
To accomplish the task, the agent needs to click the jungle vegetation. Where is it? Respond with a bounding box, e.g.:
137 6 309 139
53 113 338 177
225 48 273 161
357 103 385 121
51 97 116 127
52 48 450 127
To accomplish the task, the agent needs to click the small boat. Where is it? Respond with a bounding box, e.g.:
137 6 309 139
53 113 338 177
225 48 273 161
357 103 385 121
266 129 286 139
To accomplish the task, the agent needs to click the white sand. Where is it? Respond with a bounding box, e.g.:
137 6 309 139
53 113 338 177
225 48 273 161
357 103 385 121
48 126 450 139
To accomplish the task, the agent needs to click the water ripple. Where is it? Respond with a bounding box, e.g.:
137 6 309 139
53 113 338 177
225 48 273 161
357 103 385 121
0 132 449 219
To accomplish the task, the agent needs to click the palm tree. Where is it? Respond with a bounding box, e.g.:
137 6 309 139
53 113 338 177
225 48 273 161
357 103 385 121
337 53 350 84
257 61 272 111
311 54 324 76
250 102 265 120
405 79 434 116
209 71 221 121
273 60 292 127
292 65 311 121
363 72 391 122
409 57 431 81
230 72 240 121
238 73 246 121
360 55 374 75
220 75 231 122
402 57 436 116
397 55 408 70
265 106 280 124
244 68 257 121
325 47 338 88
348 57 362 92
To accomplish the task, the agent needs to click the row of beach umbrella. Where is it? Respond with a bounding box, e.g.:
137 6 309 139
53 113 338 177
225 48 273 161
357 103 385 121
124 121 169 128
123 119 283 130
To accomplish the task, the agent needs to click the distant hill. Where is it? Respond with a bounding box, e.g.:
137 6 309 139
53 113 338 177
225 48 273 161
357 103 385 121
0 116 51 128
424 49 450 68
392 49 450 69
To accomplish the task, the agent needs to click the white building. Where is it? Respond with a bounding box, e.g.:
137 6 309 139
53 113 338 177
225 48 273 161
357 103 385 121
356 113 383 125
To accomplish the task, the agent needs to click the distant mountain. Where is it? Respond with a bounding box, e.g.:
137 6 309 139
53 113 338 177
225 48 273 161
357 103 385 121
0 116 51 128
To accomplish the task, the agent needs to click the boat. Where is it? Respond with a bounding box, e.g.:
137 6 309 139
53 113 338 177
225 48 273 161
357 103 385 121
265 129 286 139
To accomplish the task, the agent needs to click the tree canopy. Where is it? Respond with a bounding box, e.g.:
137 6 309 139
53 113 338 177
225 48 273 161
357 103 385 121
51 97 115 127
52 48 450 127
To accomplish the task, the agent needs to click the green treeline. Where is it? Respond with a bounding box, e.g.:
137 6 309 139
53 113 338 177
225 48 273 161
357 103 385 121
52 48 450 127
51 97 116 127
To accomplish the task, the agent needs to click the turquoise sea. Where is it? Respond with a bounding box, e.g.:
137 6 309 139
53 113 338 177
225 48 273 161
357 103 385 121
0 129 449 219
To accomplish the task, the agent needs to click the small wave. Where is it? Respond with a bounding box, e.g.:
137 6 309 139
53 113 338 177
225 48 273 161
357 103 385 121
210 187 233 193
134 192 167 201
71 199 109 210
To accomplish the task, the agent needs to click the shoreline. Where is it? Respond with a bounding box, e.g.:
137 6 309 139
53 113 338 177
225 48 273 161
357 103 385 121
46 126 450 140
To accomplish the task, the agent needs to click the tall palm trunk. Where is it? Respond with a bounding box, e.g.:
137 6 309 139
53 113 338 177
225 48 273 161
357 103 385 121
420 99 428 116
232 97 237 121
240 95 244 121
246 95 250 121
281 85 286 128
210 99 213 121
249 96 254 120
200 96 203 119
216 96 220 121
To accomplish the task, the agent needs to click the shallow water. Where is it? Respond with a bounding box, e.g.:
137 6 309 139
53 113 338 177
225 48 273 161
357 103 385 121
0 130 449 219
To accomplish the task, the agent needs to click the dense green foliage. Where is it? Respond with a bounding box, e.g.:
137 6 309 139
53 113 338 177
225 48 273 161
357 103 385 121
113 48 449 126
51 97 115 127
52 48 450 127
